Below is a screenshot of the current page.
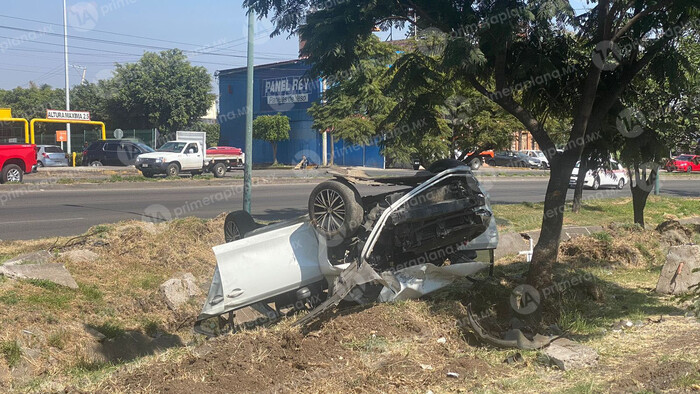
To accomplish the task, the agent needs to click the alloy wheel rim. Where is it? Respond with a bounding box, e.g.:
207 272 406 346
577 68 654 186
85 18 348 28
313 189 346 232
7 169 21 182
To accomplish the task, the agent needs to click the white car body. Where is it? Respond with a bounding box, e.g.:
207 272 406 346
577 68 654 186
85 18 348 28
521 150 549 168
569 160 629 189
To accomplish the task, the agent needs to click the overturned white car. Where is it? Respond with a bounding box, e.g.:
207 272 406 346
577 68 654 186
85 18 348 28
195 160 499 336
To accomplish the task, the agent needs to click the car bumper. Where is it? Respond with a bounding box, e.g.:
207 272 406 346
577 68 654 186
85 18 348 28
135 162 167 172
43 159 69 167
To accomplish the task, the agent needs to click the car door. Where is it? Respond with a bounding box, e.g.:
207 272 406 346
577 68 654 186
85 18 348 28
102 142 120 165
181 143 202 170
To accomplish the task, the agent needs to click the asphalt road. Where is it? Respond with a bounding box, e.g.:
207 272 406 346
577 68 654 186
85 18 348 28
1 177 699 241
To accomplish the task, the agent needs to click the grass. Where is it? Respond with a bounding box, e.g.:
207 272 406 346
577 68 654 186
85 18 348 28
47 330 68 349
492 196 700 232
344 335 389 353
1 340 22 367
79 283 104 302
132 273 164 290
87 321 125 339
0 290 20 305
141 319 161 337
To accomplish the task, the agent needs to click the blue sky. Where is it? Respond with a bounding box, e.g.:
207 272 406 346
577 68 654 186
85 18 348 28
0 0 300 90
0 1 591 92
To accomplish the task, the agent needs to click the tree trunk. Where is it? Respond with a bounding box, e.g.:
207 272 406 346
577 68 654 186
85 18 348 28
527 153 578 289
272 143 278 165
629 166 657 229
572 160 588 213
329 133 335 166
631 185 649 228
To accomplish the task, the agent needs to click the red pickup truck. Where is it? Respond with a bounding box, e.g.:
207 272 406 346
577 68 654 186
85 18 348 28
0 144 38 183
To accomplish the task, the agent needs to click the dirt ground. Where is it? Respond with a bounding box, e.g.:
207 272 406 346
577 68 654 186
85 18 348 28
0 214 699 393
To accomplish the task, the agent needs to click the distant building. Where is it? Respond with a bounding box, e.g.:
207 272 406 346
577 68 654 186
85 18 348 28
199 101 218 125
217 60 383 167
511 130 540 151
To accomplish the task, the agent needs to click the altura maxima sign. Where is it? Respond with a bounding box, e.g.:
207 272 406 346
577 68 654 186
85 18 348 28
46 109 91 121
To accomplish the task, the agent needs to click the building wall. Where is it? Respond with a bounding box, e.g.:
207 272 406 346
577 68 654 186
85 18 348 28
218 60 384 167
510 130 540 151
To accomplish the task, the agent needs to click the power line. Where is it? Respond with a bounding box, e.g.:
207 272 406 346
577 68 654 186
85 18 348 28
0 13 250 50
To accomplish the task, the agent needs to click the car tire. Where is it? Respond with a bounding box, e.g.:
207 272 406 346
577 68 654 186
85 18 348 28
428 158 467 173
142 171 155 178
617 178 625 189
686 167 692 173
666 167 673 173
224 210 260 242
1 164 23 184
468 157 482 170
486 159 496 166
308 180 363 241
89 160 103 167
37 161 44 168
592 177 600 190
212 163 226 178
166 163 180 177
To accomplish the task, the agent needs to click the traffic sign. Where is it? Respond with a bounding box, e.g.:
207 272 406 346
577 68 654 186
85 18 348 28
56 130 68 142
46 109 91 121
113 129 124 139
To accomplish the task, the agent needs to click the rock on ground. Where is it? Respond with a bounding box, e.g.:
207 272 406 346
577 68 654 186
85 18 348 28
0 263 78 289
543 338 599 370
3 250 54 266
60 249 99 263
159 273 202 310
656 245 700 295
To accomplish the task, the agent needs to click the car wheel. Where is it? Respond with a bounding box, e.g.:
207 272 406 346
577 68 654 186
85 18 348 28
142 171 155 178
166 163 180 177
486 159 496 166
1 164 23 184
212 163 226 178
686 167 692 173
308 180 363 241
592 177 600 190
617 178 625 189
37 161 44 168
224 210 260 242
468 157 482 170
89 160 103 167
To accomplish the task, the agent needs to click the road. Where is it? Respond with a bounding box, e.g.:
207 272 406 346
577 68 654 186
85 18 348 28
1 177 698 241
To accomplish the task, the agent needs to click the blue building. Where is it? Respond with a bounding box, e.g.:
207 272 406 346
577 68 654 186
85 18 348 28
217 60 384 167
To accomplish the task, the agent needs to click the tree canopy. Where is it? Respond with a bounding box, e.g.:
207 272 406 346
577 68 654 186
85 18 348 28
245 0 700 288
253 113 291 164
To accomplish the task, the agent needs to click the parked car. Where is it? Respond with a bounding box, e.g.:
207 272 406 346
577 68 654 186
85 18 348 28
0 143 37 183
36 145 68 167
83 139 155 167
487 151 542 168
195 160 498 336
521 150 549 168
135 131 245 177
569 160 629 190
454 150 496 170
664 154 700 173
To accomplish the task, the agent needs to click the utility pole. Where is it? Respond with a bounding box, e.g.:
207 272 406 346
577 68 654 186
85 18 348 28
243 10 255 213
62 0 72 154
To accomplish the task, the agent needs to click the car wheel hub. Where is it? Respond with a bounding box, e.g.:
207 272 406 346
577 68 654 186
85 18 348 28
7 169 21 182
313 189 346 232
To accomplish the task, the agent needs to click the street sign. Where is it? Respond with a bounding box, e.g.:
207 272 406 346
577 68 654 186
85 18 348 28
113 129 124 139
46 109 91 121
56 130 68 142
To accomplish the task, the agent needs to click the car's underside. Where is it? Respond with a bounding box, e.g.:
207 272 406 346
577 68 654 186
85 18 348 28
195 161 498 336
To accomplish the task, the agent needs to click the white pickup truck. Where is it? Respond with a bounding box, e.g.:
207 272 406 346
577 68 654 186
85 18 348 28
135 131 244 178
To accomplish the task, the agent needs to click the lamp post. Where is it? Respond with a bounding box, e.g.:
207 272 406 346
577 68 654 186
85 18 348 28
243 10 255 213
62 0 72 154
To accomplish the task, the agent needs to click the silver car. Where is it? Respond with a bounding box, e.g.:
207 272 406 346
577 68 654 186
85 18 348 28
36 145 69 167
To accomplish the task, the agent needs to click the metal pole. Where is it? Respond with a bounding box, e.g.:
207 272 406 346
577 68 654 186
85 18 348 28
62 0 71 154
243 10 255 213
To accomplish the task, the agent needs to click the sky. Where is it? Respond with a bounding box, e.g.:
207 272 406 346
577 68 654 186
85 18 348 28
0 0 301 91
0 1 591 93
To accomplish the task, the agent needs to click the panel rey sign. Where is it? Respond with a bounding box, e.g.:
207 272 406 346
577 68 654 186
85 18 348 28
46 109 91 121
261 76 314 112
